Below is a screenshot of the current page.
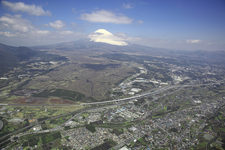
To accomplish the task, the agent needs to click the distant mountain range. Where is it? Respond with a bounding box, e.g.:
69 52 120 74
0 39 225 76
31 38 174 55
31 38 225 62
0 43 67 77
0 43 39 76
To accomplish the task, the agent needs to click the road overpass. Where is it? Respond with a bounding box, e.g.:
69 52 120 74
80 82 222 105
81 85 176 105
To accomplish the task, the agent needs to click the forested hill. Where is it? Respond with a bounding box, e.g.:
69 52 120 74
0 43 67 77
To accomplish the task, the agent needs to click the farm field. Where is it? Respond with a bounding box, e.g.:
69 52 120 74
3 105 83 120
23 59 137 101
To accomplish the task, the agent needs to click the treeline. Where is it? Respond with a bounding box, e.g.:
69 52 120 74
32 89 85 101
0 43 68 77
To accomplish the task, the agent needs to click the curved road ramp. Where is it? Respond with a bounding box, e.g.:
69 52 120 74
0 120 3 130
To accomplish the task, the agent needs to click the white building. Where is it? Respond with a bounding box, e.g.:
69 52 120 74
128 92 135 95
131 88 141 93
194 100 202 104
119 146 129 150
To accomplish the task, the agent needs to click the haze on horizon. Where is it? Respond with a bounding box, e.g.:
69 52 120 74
0 0 225 51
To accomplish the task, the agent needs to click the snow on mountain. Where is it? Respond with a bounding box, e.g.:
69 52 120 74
88 29 128 46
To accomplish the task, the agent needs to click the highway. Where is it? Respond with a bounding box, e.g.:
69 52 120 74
1 82 221 107
0 103 118 147
0 81 223 149
80 82 221 105
0 120 3 130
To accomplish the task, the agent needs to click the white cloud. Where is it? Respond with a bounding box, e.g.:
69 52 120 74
114 32 128 39
72 8 85 13
28 30 50 37
128 38 219 51
0 14 33 32
0 14 53 37
72 8 76 13
137 20 143 25
186 39 201 43
57 30 74 35
70 22 85 32
123 3 133 9
71 22 77 27
49 20 65 30
2 1 51 16
50 31 86 39
133 38 171 44
80 9 133 24
0 31 17 37
0 14 80 40
36 30 50 35
88 29 128 46
139 1 149 5
0 14 87 46
42 24 49 27
114 32 140 41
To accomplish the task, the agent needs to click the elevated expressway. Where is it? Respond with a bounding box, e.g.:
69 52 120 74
80 82 222 106
81 85 183 105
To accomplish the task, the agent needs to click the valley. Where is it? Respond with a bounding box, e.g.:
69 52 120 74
0 40 225 150
1 0 224 149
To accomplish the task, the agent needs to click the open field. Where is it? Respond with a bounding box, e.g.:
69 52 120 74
5 96 77 105
91 139 117 150
23 56 137 101
13 97 47 105
32 89 84 102
49 98 74 104
4 105 83 119
80 112 89 118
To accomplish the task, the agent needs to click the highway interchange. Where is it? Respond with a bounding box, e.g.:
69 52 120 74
0 80 224 149
80 82 222 105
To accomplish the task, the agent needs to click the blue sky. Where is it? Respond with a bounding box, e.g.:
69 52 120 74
0 0 224 51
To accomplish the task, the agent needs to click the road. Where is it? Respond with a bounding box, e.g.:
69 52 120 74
0 109 83 145
0 120 3 130
0 81 223 149
0 103 118 147
7 104 77 107
1 82 222 108
80 82 222 105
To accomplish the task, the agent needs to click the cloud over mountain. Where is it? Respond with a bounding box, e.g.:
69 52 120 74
80 10 133 24
0 31 17 37
49 20 65 30
186 39 201 43
123 3 133 9
0 14 33 33
88 29 128 46
137 20 143 25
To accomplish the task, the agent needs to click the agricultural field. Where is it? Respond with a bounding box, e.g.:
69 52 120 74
23 59 137 101
0 118 29 137
0 105 83 136
0 104 85 149
0 35 225 150
7 106 81 119
110 128 124 136
128 136 150 148
49 115 72 126
32 89 85 102
91 139 117 150
13 97 47 105
85 124 96 133
16 132 62 150
80 112 90 118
